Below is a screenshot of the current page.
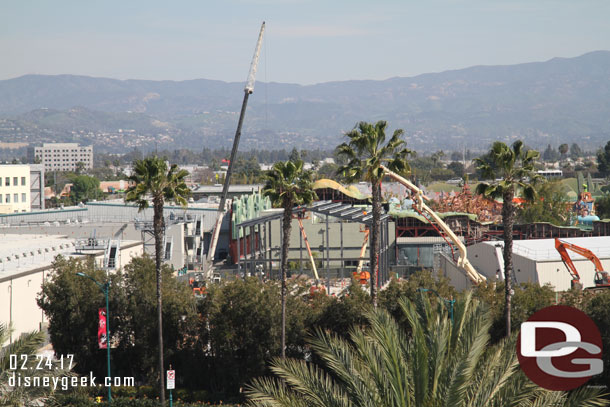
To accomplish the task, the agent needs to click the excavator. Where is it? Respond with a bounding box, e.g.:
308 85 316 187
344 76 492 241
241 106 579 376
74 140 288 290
554 238 610 290
380 165 486 286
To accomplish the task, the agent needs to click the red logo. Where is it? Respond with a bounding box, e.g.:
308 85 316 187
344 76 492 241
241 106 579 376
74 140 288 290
517 305 603 390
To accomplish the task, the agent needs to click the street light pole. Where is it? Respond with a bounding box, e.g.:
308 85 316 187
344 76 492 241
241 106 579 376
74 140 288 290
77 272 112 404
417 288 455 324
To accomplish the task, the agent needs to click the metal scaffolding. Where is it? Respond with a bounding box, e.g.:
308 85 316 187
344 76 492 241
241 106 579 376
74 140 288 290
233 201 392 290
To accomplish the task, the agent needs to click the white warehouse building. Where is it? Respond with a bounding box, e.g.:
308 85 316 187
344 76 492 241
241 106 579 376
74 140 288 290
464 237 610 291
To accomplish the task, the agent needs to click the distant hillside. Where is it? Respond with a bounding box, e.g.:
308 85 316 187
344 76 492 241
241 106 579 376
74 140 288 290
1 51 610 152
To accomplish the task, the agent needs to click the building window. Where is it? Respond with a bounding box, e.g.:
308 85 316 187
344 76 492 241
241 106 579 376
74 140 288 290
0 195 2 203
13 177 18 186
14 193 18 203
5 194 10 203
5 177 9 186
21 177 26 186
22 193 26 202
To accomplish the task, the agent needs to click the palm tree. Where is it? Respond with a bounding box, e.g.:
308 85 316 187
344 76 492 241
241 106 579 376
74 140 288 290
1 324 70 406
246 294 608 407
125 156 190 405
337 121 411 307
263 160 317 358
475 141 540 337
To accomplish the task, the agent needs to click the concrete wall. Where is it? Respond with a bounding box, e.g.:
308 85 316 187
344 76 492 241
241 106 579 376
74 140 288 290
0 243 143 346
536 259 610 291
466 241 610 291
439 253 473 291
0 268 50 344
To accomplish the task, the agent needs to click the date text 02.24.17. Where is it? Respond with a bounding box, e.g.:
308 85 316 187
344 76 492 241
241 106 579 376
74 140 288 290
9 354 74 371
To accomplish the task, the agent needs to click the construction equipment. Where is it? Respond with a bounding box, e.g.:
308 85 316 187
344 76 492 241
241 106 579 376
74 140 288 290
554 238 610 290
296 216 326 295
206 22 266 278
189 273 207 296
353 229 370 285
380 165 486 285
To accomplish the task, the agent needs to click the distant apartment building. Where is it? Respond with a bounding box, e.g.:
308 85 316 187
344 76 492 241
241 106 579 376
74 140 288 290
0 165 30 214
34 143 93 172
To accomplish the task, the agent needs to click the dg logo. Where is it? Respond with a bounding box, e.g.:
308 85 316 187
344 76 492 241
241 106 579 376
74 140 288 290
517 305 603 391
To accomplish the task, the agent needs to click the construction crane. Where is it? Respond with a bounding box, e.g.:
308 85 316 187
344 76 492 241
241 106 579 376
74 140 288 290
554 238 610 290
206 22 266 278
379 165 486 285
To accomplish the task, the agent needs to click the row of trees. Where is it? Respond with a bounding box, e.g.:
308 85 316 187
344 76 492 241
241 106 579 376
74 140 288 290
38 253 610 404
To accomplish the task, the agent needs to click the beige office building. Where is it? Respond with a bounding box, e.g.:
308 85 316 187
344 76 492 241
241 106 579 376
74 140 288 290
34 143 93 171
0 165 30 214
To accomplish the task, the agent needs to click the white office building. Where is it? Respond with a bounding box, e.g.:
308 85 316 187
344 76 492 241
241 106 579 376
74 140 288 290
34 143 93 171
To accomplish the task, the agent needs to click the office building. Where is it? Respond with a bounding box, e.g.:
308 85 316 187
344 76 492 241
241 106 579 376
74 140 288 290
34 143 93 171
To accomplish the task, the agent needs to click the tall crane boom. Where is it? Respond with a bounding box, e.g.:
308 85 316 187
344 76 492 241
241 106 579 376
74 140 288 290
206 22 266 275
379 165 486 285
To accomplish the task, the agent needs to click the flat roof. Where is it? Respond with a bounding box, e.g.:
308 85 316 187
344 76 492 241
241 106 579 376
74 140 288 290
482 236 610 262
0 234 140 280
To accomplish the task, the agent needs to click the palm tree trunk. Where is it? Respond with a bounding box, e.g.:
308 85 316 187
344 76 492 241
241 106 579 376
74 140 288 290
153 198 166 406
502 188 515 337
370 180 382 308
280 206 292 358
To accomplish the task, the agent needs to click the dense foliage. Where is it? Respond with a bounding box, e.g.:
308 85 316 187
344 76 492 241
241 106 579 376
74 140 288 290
246 292 608 407
38 256 610 404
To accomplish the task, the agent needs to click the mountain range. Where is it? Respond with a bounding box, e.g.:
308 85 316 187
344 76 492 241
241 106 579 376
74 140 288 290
1 51 610 153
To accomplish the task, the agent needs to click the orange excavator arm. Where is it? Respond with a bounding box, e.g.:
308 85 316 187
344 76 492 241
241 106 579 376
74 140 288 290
554 238 609 288
554 239 583 289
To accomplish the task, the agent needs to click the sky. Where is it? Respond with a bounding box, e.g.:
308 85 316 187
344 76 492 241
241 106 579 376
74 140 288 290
2 0 610 85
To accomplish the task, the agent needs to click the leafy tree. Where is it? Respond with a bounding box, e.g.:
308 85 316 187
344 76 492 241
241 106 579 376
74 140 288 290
542 144 559 162
288 148 300 162
337 121 411 307
475 141 541 337
314 281 371 339
315 162 340 180
570 143 583 160
474 282 556 343
597 141 610 177
37 256 124 378
37 256 198 387
558 143 569 159
1 323 70 406
120 256 198 383
246 293 608 406
379 270 456 330
596 194 610 219
70 174 103 203
518 180 570 225
232 156 262 183
447 161 465 178
583 290 610 386
263 160 317 358
125 156 190 404
450 151 463 161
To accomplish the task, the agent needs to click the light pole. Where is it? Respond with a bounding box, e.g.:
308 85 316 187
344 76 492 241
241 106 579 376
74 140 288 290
77 272 112 404
417 288 455 324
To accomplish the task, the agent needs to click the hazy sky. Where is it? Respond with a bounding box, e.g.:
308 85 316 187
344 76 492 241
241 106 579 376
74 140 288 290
2 0 609 85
